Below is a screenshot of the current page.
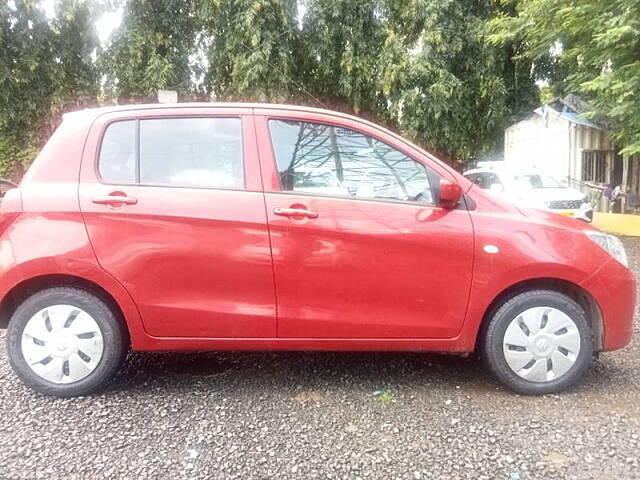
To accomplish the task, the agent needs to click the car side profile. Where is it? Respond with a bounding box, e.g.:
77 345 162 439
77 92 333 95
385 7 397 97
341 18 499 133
0 103 635 397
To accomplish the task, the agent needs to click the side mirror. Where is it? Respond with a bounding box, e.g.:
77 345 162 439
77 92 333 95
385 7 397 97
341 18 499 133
439 179 463 209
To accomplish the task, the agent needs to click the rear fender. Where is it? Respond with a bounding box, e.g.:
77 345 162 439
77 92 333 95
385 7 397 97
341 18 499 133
0 212 148 348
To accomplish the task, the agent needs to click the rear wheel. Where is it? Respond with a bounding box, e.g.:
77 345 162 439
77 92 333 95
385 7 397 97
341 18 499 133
482 289 593 395
7 287 128 397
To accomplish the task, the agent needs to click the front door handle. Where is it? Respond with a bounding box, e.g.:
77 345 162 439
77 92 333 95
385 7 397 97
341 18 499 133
273 207 319 219
92 194 138 206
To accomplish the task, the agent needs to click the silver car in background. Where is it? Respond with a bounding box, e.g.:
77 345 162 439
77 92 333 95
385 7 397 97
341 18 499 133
464 166 593 222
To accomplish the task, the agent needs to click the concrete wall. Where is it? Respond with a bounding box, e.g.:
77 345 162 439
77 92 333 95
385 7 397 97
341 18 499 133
504 109 619 183
504 112 570 178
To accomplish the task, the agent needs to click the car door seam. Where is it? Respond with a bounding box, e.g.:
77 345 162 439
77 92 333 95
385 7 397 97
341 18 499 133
252 111 280 338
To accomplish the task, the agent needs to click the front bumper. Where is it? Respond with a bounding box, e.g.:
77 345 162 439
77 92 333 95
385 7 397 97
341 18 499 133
549 202 593 223
581 257 636 351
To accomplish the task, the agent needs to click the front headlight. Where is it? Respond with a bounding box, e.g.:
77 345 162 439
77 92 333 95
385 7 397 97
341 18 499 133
584 231 628 267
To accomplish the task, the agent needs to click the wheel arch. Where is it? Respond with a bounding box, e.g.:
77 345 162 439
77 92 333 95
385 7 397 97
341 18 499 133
474 277 604 353
0 274 131 344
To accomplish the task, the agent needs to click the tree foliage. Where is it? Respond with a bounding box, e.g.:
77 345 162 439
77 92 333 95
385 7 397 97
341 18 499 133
52 0 101 109
489 0 640 156
0 0 101 178
0 0 58 177
379 0 529 162
301 0 386 114
0 0 544 178
102 0 200 102
201 0 300 102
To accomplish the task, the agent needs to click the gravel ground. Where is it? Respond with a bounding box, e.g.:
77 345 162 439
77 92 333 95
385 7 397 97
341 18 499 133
0 239 639 480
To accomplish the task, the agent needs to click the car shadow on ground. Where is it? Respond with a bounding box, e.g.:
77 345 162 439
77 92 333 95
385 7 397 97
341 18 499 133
102 349 636 398
107 350 493 394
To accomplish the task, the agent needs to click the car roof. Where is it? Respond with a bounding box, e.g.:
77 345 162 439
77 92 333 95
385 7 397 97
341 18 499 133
61 102 447 155
63 102 366 124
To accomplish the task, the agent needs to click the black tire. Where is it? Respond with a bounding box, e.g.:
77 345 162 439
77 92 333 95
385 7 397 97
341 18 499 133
481 289 593 395
7 287 128 397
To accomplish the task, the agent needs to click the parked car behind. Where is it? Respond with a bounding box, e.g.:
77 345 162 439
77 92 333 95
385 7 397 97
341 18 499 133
464 166 593 222
0 104 635 397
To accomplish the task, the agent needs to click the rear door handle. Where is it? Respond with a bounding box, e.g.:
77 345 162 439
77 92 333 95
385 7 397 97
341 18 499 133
92 194 138 206
273 207 319 219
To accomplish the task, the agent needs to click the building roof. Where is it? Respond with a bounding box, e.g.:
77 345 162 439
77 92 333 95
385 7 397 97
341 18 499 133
541 106 603 129
548 95 605 129
510 95 607 131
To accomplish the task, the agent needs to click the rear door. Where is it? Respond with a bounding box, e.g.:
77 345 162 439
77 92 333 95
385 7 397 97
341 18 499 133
79 108 276 338
255 111 474 339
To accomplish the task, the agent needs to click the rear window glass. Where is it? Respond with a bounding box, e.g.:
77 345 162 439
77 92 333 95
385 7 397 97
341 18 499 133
98 117 244 189
139 118 243 188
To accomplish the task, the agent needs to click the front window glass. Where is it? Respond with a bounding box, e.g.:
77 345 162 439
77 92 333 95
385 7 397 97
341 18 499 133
467 172 502 190
485 173 504 190
515 174 563 189
269 120 433 204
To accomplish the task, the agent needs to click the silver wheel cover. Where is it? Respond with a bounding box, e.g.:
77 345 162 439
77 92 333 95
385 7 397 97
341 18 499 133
21 305 104 384
503 306 581 383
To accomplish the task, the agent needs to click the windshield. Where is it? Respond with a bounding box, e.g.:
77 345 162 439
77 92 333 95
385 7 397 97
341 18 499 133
514 174 563 189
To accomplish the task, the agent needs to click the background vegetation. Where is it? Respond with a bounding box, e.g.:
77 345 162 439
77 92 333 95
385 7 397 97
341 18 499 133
1 0 638 179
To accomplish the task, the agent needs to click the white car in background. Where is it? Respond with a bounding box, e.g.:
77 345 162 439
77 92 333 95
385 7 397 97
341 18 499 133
464 167 593 222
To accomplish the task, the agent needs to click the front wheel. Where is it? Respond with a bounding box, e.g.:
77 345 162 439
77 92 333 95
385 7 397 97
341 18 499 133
7 287 128 397
482 290 593 395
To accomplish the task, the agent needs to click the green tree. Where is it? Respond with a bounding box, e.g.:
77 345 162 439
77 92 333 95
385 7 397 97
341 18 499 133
201 0 300 102
51 0 101 111
380 0 538 163
0 0 101 178
489 0 640 156
301 0 386 114
103 0 200 102
1 0 546 177
0 0 58 178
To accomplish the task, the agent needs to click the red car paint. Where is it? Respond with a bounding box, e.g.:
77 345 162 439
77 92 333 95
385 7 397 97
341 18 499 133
0 104 635 354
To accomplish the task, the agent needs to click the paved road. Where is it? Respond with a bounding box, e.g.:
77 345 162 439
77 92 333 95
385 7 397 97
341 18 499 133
0 239 638 480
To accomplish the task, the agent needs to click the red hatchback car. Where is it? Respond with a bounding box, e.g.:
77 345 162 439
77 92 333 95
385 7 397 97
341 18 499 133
0 104 635 397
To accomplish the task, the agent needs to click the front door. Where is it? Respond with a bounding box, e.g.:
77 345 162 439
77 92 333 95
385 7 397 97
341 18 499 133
257 115 474 339
79 109 276 338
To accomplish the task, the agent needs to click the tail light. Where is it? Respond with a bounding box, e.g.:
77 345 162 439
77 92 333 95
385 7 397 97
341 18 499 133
0 212 18 237
0 188 22 236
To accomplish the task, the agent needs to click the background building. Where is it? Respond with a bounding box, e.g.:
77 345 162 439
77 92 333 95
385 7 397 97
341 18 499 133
504 95 639 211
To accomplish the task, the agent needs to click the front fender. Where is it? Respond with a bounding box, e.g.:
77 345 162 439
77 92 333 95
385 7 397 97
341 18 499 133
454 208 611 351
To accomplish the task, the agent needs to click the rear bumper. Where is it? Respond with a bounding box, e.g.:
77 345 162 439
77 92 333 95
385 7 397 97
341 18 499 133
0 234 18 328
581 258 636 351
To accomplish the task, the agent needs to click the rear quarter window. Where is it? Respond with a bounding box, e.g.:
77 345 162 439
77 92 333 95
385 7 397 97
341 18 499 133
98 120 136 184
